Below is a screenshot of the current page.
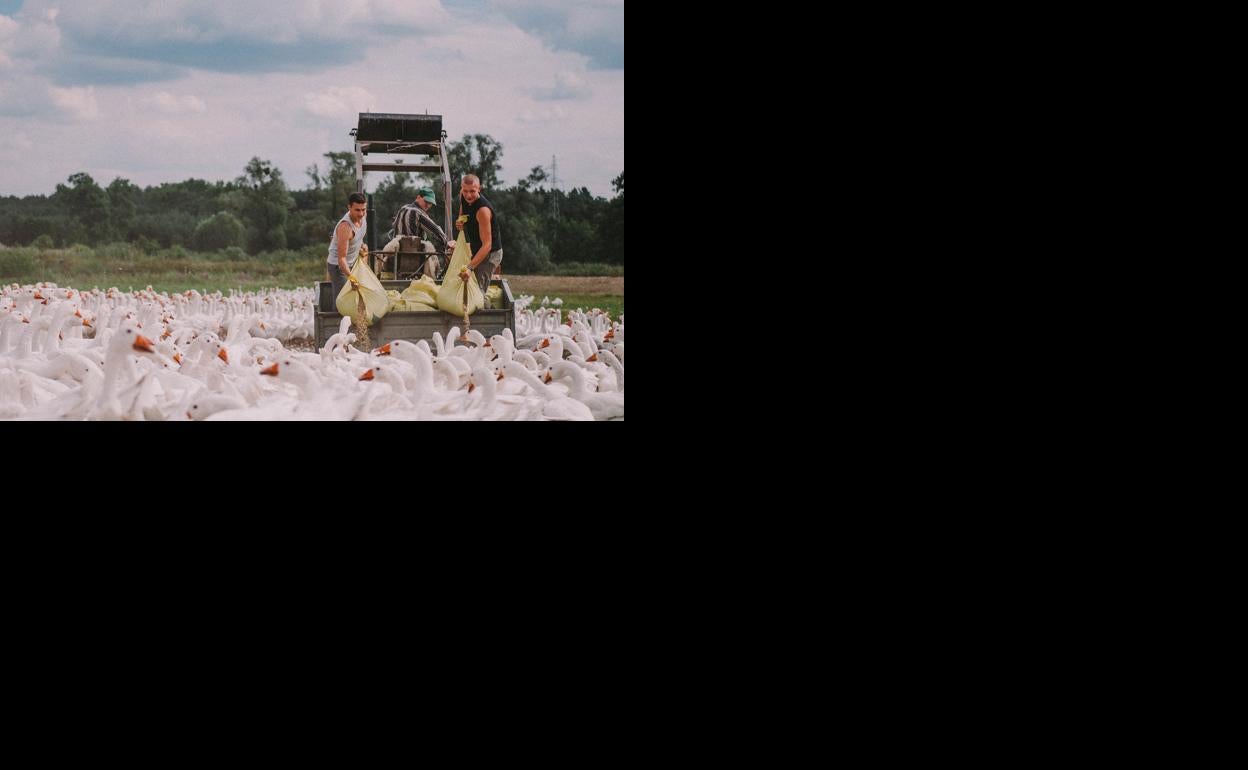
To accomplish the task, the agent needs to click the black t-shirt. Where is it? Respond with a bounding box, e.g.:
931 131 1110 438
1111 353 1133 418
461 193 503 256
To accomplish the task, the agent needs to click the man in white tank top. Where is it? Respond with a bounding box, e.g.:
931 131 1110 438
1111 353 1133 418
326 192 368 302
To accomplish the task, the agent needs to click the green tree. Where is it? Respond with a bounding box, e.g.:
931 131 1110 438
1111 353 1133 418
552 218 597 265
53 172 112 244
106 177 142 239
500 214 552 274
235 157 294 253
596 171 624 265
517 165 548 192
313 151 357 220
446 134 504 192
192 211 246 251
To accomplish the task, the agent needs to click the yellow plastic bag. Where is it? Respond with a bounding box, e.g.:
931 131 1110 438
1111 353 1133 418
336 257 389 322
385 290 403 312
437 232 484 316
486 285 503 307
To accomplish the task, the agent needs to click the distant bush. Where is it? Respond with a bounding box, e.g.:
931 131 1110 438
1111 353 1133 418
219 246 248 262
97 242 141 261
0 248 38 277
32 234 54 250
193 211 246 252
67 244 93 257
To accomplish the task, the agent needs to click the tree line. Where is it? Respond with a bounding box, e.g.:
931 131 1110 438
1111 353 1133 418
0 134 624 274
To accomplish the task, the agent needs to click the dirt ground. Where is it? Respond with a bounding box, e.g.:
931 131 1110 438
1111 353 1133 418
503 276 624 295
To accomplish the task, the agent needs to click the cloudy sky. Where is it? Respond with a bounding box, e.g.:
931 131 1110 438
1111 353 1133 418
0 0 623 198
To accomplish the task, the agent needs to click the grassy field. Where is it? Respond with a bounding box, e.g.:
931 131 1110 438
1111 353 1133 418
1 245 623 315
503 276 624 318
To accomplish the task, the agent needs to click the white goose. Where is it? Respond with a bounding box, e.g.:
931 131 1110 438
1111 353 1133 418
549 360 624 420
502 362 593 421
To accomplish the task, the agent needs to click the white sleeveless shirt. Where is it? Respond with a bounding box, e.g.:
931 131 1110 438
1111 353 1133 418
327 212 367 266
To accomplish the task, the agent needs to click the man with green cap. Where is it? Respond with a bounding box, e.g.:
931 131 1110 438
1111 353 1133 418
390 187 450 278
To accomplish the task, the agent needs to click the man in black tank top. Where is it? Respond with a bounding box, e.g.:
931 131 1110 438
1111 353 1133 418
455 174 504 307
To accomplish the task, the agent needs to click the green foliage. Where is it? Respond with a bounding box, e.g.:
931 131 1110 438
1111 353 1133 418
0 248 37 278
107 177 142 238
6 148 623 272
498 214 552 274
53 172 113 245
262 247 320 263
193 211 246 251
236 157 294 252
446 134 504 190
96 241 141 261
135 210 200 248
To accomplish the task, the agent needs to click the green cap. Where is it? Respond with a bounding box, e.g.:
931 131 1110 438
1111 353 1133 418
416 187 436 205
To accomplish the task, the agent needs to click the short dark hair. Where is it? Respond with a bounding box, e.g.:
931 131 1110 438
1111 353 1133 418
348 192 367 206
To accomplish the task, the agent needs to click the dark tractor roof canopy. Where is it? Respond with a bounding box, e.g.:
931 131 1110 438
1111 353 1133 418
355 113 443 143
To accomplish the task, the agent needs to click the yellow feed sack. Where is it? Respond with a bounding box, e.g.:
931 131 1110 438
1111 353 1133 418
401 276 439 305
486 286 504 307
336 257 389 322
436 232 484 316
386 290 403 312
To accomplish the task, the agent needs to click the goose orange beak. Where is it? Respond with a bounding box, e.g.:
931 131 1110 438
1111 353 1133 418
217 347 229 364
261 363 279 376
544 371 552 384
468 382 476 393
587 353 598 362
133 335 155 352
82 318 92 328
540 339 550 349
497 372 505 381
359 369 375 381
173 353 183 365
376 343 392 355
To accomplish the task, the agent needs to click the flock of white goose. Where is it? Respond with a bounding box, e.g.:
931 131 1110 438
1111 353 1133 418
0 283 623 421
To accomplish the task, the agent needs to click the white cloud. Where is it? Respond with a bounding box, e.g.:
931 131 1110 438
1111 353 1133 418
0 2 623 198
1 7 63 77
19 0 449 46
0 130 34 152
303 86 376 119
532 70 591 100
48 84 98 119
518 105 568 123
147 91 207 114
